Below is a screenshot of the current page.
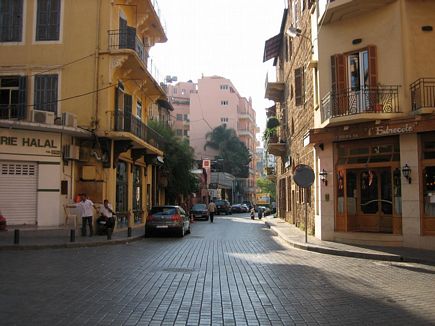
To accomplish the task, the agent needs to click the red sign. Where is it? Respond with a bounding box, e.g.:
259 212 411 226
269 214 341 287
202 160 210 168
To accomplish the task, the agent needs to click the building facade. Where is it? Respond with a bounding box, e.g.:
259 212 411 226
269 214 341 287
265 0 435 250
0 0 169 228
168 76 258 203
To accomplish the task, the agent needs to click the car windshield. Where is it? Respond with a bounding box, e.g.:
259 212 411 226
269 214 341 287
215 200 226 205
192 204 206 210
150 207 177 215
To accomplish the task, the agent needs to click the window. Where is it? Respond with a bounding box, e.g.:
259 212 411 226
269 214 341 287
292 0 300 27
220 84 228 90
220 100 228 106
34 74 58 113
183 129 188 137
0 76 26 119
136 100 142 119
294 67 304 106
181 89 186 95
220 117 228 123
183 114 189 121
36 0 61 41
176 114 182 121
176 129 182 136
173 88 177 94
0 0 23 42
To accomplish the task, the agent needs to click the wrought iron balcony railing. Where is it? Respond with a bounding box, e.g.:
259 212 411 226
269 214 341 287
410 78 435 111
321 86 400 122
114 110 165 150
108 30 162 83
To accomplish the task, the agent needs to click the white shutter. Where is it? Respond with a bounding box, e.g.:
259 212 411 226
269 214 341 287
0 162 37 225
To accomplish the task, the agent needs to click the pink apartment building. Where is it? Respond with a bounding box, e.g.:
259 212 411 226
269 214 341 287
167 76 258 203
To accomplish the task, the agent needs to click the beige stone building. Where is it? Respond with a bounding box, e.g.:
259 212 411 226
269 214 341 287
265 0 435 250
0 0 169 228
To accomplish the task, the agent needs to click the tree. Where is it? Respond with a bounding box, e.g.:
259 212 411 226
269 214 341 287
257 177 276 201
148 121 198 204
204 125 251 178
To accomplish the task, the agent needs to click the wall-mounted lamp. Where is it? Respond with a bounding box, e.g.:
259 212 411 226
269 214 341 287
402 164 411 184
286 27 302 38
319 169 328 186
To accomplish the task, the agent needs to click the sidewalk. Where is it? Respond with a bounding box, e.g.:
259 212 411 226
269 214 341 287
264 216 435 266
0 225 145 251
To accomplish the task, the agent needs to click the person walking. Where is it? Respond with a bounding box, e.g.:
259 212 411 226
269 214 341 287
208 200 217 223
250 207 255 220
78 193 96 236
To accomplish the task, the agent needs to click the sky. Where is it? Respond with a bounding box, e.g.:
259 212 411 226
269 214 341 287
150 0 287 146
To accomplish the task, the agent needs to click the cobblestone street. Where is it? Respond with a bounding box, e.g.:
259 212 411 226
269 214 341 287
1 214 434 325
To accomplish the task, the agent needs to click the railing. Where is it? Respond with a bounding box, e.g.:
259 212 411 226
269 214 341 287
108 30 163 84
321 86 400 122
410 78 435 111
0 104 24 120
150 0 167 35
113 110 165 150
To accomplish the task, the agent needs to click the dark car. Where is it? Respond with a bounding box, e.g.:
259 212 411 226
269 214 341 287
191 203 209 220
215 199 231 215
231 203 249 213
145 205 190 237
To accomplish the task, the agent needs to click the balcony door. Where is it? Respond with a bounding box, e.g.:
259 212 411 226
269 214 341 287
347 50 369 113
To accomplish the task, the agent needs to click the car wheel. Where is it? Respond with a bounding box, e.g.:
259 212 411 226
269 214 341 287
178 226 185 238
186 225 191 234
144 227 152 238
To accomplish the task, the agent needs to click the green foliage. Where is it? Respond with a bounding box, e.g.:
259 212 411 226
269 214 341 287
256 177 276 200
204 125 251 178
263 127 277 142
266 116 280 129
148 120 199 204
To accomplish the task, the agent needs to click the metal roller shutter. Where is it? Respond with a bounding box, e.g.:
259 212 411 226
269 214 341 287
0 161 37 225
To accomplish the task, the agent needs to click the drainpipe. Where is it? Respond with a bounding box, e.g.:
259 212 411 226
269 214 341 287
94 0 102 130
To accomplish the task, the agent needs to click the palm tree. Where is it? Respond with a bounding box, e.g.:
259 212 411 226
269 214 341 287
204 125 251 178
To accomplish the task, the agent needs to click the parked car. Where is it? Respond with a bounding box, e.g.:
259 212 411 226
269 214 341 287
215 199 231 215
145 205 190 237
191 203 209 220
231 203 248 213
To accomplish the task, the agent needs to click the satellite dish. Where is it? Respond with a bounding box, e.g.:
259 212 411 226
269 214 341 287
293 164 315 188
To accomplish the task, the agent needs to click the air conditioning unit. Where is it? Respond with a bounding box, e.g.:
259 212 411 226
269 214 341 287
63 144 80 160
62 112 77 128
31 109 55 124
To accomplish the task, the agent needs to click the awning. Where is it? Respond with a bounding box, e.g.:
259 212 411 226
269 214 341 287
157 99 174 111
263 33 282 63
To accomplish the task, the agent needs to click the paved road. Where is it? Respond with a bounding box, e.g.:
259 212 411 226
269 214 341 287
1 213 434 325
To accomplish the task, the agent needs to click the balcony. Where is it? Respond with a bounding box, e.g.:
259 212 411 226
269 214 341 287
320 86 401 127
237 128 254 139
265 73 285 103
266 105 276 118
411 78 435 115
237 110 255 122
106 110 165 154
321 0 395 25
108 30 164 96
266 134 286 157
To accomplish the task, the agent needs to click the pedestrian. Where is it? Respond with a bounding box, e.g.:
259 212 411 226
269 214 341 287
77 193 96 236
258 206 263 220
250 207 255 220
97 199 115 235
208 200 217 223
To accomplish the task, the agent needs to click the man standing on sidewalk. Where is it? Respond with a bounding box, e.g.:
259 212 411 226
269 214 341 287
78 193 96 236
208 200 217 223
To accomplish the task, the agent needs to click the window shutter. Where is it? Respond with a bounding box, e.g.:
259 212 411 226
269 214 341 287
119 17 127 48
331 54 346 94
124 94 132 132
368 45 378 88
18 76 27 119
36 0 60 41
127 26 136 50
0 0 23 42
295 67 304 106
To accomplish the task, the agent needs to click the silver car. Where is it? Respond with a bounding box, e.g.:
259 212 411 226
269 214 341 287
145 206 191 237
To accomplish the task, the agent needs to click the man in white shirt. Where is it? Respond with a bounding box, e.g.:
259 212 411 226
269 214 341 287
97 199 115 234
78 193 96 236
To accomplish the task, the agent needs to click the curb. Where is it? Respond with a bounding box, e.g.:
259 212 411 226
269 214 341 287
265 221 435 266
0 234 144 251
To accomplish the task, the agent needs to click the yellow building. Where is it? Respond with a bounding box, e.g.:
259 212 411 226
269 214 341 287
0 0 169 228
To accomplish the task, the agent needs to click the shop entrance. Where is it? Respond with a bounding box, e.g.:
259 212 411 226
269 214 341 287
335 137 402 234
344 168 397 233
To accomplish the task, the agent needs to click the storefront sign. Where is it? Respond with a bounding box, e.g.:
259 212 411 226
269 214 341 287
0 129 61 156
369 124 414 136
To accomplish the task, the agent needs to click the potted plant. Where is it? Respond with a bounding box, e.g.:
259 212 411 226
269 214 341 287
263 127 278 143
266 116 280 129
